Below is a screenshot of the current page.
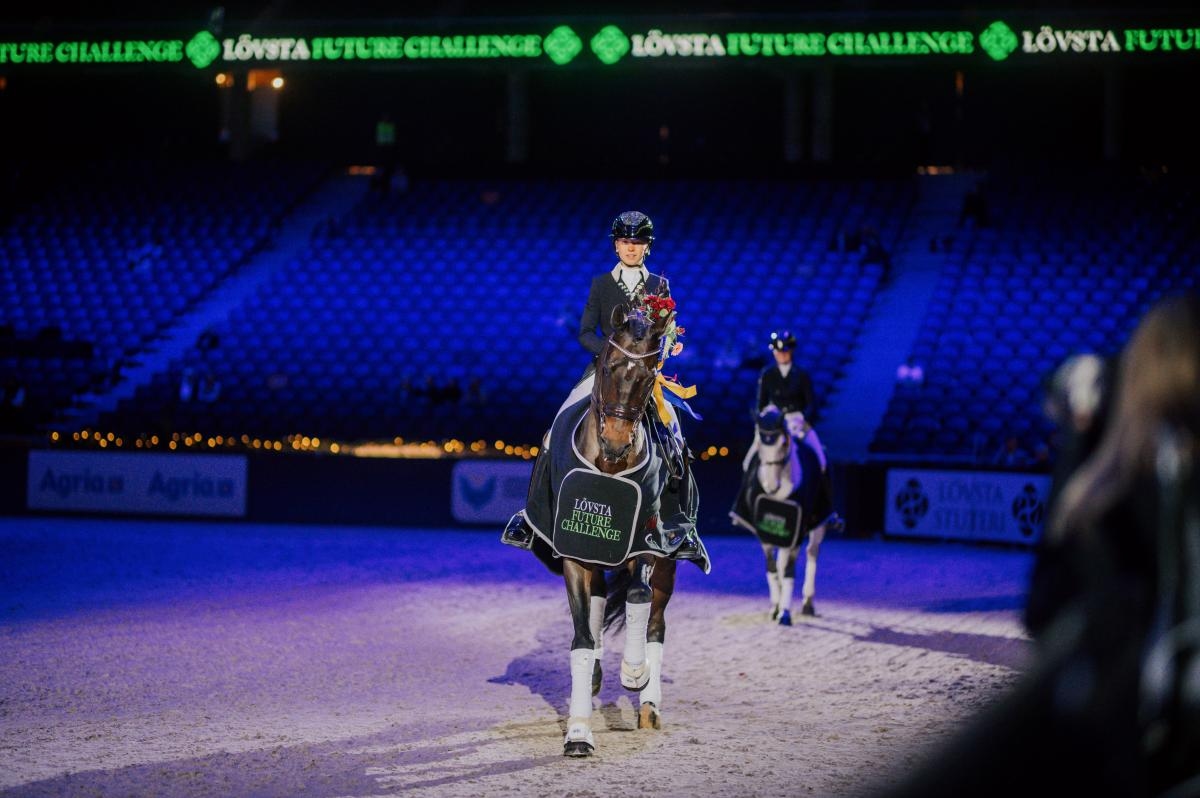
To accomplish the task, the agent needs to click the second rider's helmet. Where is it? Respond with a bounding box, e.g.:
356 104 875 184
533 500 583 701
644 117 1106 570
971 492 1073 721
769 330 797 352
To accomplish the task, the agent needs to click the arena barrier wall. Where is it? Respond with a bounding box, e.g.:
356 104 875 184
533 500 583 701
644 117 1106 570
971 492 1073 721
3 445 886 538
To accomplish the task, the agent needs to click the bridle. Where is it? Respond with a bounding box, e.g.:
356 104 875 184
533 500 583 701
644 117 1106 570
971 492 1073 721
757 424 791 466
591 335 660 427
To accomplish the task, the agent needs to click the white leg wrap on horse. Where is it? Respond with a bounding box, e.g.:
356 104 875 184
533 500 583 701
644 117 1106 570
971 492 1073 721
589 595 606 660
775 547 790 574
779 576 795 613
569 648 595 719
621 602 651 689
767 571 781 610
623 602 650 666
803 557 818 600
565 716 595 748
641 642 664 708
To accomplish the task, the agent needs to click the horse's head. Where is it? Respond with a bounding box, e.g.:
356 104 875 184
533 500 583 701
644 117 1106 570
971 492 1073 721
756 407 788 448
754 406 793 495
592 302 672 464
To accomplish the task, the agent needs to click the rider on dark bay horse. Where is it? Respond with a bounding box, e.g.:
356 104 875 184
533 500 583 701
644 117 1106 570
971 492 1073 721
504 211 689 549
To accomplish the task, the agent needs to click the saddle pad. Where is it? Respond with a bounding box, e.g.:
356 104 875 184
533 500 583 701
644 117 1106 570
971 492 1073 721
552 468 643 567
753 495 803 548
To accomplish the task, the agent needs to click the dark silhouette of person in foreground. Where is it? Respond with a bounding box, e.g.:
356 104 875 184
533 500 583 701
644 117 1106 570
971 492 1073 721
879 293 1200 798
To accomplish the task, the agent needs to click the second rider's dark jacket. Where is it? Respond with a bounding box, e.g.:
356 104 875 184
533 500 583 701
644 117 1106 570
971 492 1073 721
757 364 815 419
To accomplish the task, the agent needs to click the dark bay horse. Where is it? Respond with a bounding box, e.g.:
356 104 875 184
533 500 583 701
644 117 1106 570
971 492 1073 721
547 299 704 756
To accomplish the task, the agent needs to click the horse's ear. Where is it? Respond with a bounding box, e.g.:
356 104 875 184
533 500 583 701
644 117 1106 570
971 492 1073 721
611 304 629 330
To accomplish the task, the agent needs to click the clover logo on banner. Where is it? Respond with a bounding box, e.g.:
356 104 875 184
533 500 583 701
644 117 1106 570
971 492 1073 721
895 478 930 529
591 25 630 65
544 25 582 65
186 31 221 68
1011 483 1045 538
980 20 1018 61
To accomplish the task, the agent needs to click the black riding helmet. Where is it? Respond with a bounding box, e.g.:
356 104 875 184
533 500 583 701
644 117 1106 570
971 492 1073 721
769 330 797 351
610 211 654 245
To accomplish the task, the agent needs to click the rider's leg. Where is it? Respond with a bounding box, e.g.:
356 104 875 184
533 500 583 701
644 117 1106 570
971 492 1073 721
800 426 842 529
557 370 596 417
802 426 827 472
504 371 597 547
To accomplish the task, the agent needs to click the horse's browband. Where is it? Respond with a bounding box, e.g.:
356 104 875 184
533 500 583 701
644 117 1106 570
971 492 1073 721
606 337 660 361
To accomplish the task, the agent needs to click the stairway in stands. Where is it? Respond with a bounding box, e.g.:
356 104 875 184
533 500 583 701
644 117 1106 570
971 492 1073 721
52 171 370 432
821 171 981 462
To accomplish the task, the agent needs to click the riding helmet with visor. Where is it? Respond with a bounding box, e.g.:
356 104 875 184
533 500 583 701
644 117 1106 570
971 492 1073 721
610 211 655 244
769 330 797 352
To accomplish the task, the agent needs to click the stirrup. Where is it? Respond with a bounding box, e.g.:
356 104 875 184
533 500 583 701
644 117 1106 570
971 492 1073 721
501 512 535 550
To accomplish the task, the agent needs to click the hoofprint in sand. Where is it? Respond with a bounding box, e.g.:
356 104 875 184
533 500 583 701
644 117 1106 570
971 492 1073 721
0 519 1033 797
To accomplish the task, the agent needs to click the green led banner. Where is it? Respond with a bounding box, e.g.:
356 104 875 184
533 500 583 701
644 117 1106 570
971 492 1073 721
0 19 1196 69
596 23 1197 63
0 39 184 64
202 31 556 66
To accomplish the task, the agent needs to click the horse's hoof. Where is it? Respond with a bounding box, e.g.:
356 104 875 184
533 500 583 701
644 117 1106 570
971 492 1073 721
770 605 780 621
620 659 650 691
801 599 816 617
592 659 602 697
564 718 595 757
564 740 594 757
778 609 792 626
638 702 662 730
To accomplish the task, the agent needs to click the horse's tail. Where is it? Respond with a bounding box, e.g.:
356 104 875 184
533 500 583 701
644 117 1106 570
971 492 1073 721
603 565 630 632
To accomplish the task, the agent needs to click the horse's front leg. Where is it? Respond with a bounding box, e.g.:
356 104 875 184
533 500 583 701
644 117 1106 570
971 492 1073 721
620 553 655 691
762 542 781 619
640 557 676 730
776 545 799 626
563 558 597 757
588 568 606 696
801 524 827 616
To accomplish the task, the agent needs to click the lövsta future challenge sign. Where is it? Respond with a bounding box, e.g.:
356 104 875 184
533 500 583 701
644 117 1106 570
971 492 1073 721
0 17 1197 69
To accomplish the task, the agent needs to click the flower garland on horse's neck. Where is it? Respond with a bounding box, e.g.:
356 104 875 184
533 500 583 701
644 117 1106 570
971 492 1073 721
640 293 685 359
633 292 696 424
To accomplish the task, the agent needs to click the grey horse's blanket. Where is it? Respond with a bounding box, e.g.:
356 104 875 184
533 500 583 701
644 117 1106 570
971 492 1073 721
731 438 825 548
524 397 709 572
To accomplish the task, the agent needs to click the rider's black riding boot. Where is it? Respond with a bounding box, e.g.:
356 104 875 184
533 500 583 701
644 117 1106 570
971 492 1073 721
501 436 554 549
818 468 845 533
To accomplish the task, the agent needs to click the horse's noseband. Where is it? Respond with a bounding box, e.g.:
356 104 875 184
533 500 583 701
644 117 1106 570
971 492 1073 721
758 429 784 446
595 400 644 423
